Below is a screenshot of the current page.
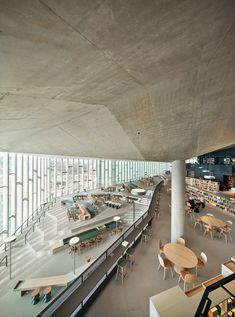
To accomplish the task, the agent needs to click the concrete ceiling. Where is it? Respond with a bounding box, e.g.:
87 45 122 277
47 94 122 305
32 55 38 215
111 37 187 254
0 0 235 162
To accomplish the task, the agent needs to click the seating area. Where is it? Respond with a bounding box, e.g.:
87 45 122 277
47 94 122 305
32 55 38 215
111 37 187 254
156 238 210 293
14 275 67 297
63 219 124 254
104 200 122 209
139 178 155 186
66 200 99 221
191 213 233 243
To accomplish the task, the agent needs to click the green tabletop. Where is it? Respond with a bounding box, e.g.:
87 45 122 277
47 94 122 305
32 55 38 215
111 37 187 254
105 221 117 230
79 228 99 242
63 228 100 245
61 199 74 205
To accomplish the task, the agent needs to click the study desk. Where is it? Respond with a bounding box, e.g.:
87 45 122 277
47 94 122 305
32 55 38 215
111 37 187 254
200 215 226 228
131 188 146 195
163 243 198 268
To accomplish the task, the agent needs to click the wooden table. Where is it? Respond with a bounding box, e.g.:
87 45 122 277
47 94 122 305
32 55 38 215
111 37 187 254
200 215 226 228
131 188 146 195
163 243 198 268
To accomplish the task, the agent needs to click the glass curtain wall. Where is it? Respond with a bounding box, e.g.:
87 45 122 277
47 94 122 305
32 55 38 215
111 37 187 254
0 152 171 243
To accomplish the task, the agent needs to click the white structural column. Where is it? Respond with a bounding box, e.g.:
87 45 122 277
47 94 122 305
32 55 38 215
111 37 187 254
171 160 185 242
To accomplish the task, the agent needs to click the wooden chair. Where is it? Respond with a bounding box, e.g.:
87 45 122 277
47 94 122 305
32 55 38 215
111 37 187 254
174 265 184 281
176 237 185 245
203 224 215 239
78 242 86 252
158 239 164 254
193 215 203 230
185 206 193 218
157 253 173 280
179 271 197 292
68 245 78 254
196 252 207 275
226 220 233 228
219 227 232 244
95 235 103 246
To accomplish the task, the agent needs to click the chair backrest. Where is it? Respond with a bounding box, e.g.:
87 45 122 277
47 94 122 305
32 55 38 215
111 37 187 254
158 239 163 250
200 252 207 264
227 220 233 226
184 273 197 284
158 253 164 267
176 237 185 245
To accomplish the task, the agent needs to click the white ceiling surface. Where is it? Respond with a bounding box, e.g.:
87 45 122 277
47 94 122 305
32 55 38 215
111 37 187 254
0 0 235 161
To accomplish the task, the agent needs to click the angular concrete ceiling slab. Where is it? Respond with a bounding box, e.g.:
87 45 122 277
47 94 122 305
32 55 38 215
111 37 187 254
0 0 235 161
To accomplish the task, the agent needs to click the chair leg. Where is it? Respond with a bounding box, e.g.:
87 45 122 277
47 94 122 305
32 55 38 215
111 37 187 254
225 235 227 244
170 267 174 278
163 268 166 280
178 275 181 283
158 263 161 271
184 281 186 292
195 266 198 276
115 267 119 280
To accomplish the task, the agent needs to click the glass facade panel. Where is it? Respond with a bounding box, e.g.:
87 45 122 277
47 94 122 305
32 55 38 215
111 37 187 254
0 151 171 243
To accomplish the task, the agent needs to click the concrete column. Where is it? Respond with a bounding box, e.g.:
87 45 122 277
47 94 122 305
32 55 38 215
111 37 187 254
171 160 185 242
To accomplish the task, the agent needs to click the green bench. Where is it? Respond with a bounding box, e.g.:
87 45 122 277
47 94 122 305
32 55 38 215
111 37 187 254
63 228 100 245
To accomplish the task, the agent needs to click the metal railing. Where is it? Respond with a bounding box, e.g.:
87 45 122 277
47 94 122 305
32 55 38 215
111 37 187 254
0 194 57 253
195 272 235 317
0 254 7 268
38 181 163 317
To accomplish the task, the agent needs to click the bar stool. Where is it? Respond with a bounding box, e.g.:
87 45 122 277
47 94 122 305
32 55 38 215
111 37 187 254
31 288 40 305
146 226 152 240
115 257 128 284
141 230 149 245
43 286 52 303
126 247 135 269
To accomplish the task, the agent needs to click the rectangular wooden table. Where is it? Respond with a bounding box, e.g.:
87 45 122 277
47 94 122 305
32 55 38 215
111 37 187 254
14 275 68 295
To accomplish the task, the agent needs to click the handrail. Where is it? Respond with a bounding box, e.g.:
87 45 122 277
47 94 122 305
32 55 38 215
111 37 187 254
195 272 235 317
38 181 163 317
0 254 7 267
0 194 57 253
24 196 58 245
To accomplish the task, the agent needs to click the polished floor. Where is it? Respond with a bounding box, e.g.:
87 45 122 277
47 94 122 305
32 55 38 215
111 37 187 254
84 186 235 317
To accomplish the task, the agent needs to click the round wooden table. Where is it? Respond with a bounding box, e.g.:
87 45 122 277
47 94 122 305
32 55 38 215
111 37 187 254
163 243 198 268
131 188 146 195
200 216 226 228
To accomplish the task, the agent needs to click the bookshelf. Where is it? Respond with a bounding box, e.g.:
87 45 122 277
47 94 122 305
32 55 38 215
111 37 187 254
186 177 219 193
208 297 235 317
185 185 235 215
